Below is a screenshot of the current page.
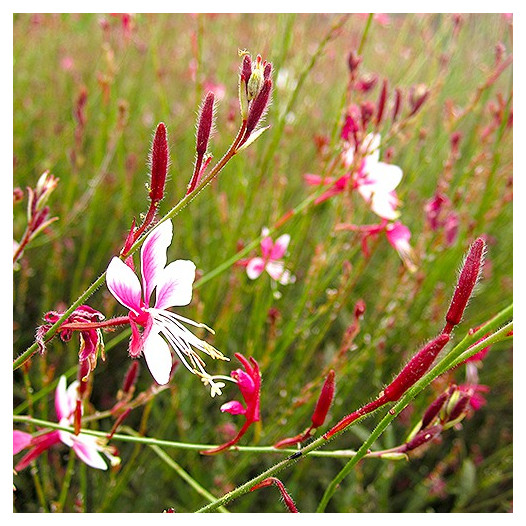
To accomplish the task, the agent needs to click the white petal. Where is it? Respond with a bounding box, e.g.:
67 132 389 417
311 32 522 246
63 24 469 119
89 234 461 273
266 260 286 282
370 192 400 220
106 257 143 314
154 260 196 309
54 376 74 421
143 330 173 385
72 435 108 470
246 257 265 279
363 133 381 163
365 161 403 192
140 220 173 306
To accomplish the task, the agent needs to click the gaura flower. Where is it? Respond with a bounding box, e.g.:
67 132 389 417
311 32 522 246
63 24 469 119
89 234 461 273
201 353 261 454
336 220 417 273
13 376 119 471
106 219 228 395
243 228 294 285
305 134 403 220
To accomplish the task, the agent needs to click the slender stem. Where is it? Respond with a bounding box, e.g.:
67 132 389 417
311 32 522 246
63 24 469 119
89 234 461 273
56 449 76 512
149 444 230 513
357 14 374 55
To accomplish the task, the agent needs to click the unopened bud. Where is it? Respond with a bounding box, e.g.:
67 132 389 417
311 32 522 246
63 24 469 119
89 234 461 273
376 79 388 126
444 237 485 332
250 477 298 513
404 425 442 452
246 78 272 135
148 122 169 204
422 385 456 428
247 55 264 101
347 51 362 73
122 360 140 394
263 62 272 80
196 92 215 156
409 84 430 116
392 88 403 122
361 101 376 129
311 370 335 428
383 334 451 402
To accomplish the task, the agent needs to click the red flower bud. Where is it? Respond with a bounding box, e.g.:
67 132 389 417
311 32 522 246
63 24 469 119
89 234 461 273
246 78 272 135
241 54 252 84
404 424 442 452
347 51 362 73
196 92 215 156
122 360 140 394
444 237 485 333
250 477 298 513
383 334 451 402
422 385 455 428
311 370 335 428
148 122 169 203
392 87 403 122
361 101 376 129
376 79 388 126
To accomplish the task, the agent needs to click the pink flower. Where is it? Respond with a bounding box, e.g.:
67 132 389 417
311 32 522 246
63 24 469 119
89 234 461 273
305 134 403 220
245 228 294 285
336 220 417 272
424 192 459 246
458 384 490 411
14 376 119 471
106 220 227 395
202 353 261 454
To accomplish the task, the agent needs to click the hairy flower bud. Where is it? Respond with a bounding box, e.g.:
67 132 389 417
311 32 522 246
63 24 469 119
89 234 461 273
444 237 486 333
148 122 169 204
311 370 335 428
196 92 215 156
404 425 442 452
383 334 451 402
246 78 272 135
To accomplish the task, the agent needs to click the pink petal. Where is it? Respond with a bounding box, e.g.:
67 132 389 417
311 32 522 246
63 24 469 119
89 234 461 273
55 375 75 422
13 431 33 455
106 257 143 314
140 220 173 306
304 173 329 186
142 329 173 385
270 234 290 260
260 236 274 259
72 435 108 470
386 222 411 248
220 400 246 415
154 260 196 310
246 257 265 279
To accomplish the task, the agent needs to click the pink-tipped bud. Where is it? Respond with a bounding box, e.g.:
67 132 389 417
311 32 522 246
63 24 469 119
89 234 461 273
148 122 169 203
447 392 470 422
444 237 486 332
250 478 298 513
311 370 336 428
392 87 403 122
376 79 388 126
404 425 442 452
196 92 215 156
246 78 272 135
383 334 451 402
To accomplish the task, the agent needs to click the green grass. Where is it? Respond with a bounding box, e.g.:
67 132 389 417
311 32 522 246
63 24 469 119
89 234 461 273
13 13 512 513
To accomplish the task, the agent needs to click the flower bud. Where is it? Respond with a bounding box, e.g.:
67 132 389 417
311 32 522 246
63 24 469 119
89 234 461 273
404 425 442 452
409 84 430 116
376 79 388 126
196 92 215 156
383 334 450 402
148 122 169 204
122 360 140 395
444 237 485 332
361 101 376 129
250 478 298 513
392 87 403 122
347 51 362 73
422 385 456 428
246 78 272 135
247 55 264 101
311 370 335 428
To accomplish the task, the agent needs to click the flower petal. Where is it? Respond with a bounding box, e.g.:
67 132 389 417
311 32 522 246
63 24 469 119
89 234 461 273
260 236 274 259
72 435 108 470
265 260 286 282
363 133 381 163
270 234 290 260
220 400 246 415
370 191 400 220
13 431 33 455
154 260 196 309
55 375 75 422
246 257 265 280
142 329 173 385
363 160 403 192
140 220 173 305
106 257 143 314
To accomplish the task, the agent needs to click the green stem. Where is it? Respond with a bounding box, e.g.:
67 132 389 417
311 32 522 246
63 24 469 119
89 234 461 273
56 448 76 512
